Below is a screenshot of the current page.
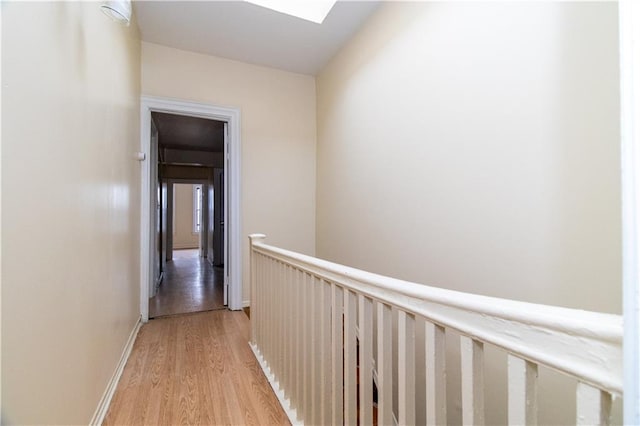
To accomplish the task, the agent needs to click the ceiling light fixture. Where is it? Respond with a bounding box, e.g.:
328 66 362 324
245 0 337 24
100 0 132 26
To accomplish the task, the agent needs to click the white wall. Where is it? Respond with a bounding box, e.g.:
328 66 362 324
142 42 317 303
173 184 199 249
316 2 621 424
1 2 141 423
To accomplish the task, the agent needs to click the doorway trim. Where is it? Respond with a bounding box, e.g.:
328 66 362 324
139 95 242 321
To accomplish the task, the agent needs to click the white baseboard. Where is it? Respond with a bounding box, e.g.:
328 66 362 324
89 317 142 425
243 299 250 308
249 343 301 425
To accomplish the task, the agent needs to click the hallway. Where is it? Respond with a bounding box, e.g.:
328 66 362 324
150 249 225 318
103 310 289 425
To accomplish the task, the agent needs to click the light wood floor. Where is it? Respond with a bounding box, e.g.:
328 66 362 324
103 310 290 426
150 249 225 318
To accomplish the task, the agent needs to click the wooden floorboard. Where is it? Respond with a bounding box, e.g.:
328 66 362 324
104 310 290 426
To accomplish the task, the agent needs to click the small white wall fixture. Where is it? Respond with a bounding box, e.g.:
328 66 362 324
139 96 242 320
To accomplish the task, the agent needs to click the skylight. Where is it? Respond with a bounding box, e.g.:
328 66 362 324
245 0 337 24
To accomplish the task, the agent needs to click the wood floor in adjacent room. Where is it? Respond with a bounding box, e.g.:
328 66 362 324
103 310 289 426
150 249 225 318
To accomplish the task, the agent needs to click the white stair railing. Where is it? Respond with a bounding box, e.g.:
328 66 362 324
248 234 622 425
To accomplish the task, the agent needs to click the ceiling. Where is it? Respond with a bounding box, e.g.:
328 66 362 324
134 0 381 75
152 112 224 152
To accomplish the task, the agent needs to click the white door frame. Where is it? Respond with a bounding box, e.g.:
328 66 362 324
167 178 210 257
139 95 242 321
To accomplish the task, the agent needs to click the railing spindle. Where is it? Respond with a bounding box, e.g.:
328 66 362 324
320 280 332 424
303 272 313 424
265 257 272 370
576 382 612 426
331 284 344 426
312 275 321 425
399 310 416 425
289 266 297 417
259 256 265 358
280 263 286 386
271 259 277 373
274 261 281 385
251 251 258 345
313 274 322 425
285 265 292 409
344 289 358 425
426 322 446 425
295 268 304 421
259 254 264 347
277 262 284 384
268 259 274 373
508 355 538 426
461 336 485 425
358 294 374 425
377 302 393 426
283 264 292 401
260 254 266 350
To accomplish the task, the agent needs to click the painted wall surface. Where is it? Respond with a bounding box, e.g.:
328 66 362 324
173 184 199 249
142 42 317 303
2 2 141 424
316 2 621 424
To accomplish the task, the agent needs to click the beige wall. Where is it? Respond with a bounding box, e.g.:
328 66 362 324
173 184 199 249
316 2 621 424
142 42 317 303
2 2 141 424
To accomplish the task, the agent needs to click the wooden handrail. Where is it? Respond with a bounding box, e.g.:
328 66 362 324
248 234 623 425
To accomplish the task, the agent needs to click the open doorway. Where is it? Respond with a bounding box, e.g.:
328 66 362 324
140 96 242 322
148 113 226 318
149 180 226 317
